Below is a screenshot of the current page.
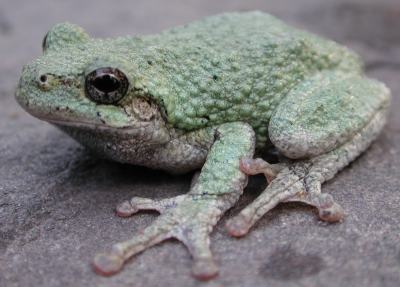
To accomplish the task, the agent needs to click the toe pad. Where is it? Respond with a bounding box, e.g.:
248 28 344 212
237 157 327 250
93 252 124 276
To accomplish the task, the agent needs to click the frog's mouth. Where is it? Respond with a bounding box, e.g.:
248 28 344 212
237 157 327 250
16 88 150 134
45 118 150 132
20 92 172 145
16 98 130 131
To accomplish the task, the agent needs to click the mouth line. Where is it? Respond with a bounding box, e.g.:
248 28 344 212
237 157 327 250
16 91 152 132
37 115 145 132
46 118 120 130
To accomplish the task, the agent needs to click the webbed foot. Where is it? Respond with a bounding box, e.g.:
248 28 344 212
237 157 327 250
226 157 344 237
93 194 225 280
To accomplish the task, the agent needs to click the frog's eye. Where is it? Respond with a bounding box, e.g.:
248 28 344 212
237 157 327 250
85 67 129 104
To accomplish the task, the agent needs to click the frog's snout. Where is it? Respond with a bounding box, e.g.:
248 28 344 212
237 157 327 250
16 66 33 104
15 66 30 107
15 64 54 118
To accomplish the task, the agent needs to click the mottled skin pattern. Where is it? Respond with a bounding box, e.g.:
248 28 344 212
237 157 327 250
15 12 390 280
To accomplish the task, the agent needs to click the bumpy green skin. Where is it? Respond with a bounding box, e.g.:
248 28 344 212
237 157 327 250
142 13 361 135
17 12 363 150
269 70 389 158
15 12 391 280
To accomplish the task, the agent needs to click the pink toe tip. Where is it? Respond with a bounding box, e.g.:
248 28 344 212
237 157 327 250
192 260 219 281
116 201 136 218
319 203 345 223
93 252 124 277
225 216 250 237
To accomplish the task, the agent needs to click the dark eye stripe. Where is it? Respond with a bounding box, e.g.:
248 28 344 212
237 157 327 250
85 67 129 105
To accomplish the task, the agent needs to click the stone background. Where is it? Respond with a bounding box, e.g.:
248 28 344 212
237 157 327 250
0 0 399 286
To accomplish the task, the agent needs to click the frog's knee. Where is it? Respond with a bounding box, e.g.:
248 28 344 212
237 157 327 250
268 72 390 160
268 122 330 159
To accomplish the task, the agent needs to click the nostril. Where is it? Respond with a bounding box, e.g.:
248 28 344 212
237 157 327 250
38 74 51 90
39 74 48 83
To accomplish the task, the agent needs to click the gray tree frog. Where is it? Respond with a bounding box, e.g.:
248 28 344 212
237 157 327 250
15 12 390 280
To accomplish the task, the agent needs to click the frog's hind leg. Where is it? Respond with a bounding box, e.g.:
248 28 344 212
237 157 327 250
226 71 389 236
226 106 386 236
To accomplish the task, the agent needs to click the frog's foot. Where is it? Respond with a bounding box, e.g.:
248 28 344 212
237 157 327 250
226 158 344 237
93 194 224 280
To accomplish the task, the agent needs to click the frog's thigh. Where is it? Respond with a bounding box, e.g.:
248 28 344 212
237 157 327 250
269 71 390 159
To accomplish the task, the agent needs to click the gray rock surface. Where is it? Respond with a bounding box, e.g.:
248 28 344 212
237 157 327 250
0 0 399 286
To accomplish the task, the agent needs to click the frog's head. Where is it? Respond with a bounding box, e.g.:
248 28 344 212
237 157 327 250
16 23 171 162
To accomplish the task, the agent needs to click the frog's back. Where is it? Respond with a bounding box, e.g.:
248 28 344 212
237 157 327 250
141 12 362 146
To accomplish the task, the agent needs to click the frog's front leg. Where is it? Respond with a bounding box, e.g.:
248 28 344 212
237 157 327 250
93 122 255 280
227 71 390 236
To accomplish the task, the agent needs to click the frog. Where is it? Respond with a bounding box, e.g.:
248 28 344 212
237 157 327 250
15 11 390 281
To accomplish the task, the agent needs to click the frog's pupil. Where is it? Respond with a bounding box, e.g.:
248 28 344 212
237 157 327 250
93 74 120 93
85 67 129 104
